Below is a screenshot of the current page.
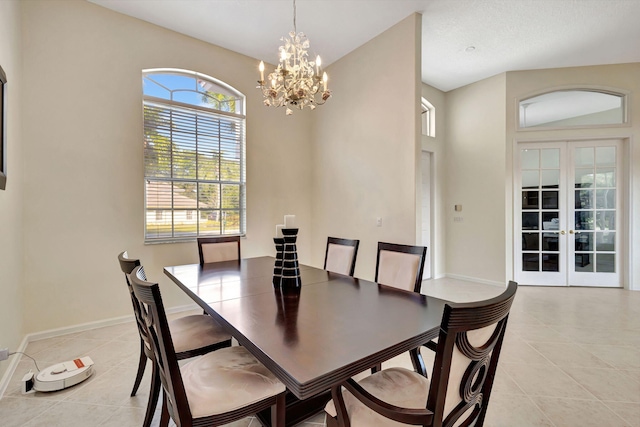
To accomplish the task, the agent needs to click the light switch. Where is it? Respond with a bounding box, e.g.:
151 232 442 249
455 205 462 212
376 217 382 227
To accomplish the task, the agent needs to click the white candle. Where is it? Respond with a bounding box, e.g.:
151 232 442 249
259 61 265 82
276 224 284 238
315 55 321 76
284 215 296 228
323 72 328 91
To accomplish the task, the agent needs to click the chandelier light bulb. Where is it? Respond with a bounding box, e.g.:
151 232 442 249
315 55 321 75
323 72 328 91
259 61 265 82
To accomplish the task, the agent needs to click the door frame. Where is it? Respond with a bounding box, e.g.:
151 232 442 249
511 135 631 288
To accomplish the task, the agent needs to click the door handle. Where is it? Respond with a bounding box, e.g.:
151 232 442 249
569 230 575 234
560 230 566 235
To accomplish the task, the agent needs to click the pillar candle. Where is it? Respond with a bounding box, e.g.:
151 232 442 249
284 215 296 228
276 224 284 238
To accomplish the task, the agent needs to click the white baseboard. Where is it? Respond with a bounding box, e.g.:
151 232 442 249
0 335 29 399
0 303 198 399
444 273 506 287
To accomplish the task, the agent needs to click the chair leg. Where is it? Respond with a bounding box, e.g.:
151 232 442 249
159 393 171 427
131 339 148 396
271 392 286 427
142 360 161 427
410 347 427 378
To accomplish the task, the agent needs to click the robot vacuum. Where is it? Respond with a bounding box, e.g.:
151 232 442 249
22 356 94 393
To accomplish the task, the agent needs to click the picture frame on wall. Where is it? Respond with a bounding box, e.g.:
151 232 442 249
0 65 6 190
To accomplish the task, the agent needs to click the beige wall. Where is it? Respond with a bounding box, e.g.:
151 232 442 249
0 0 24 381
506 64 640 289
421 83 446 278
444 73 507 284
20 0 313 333
310 14 422 281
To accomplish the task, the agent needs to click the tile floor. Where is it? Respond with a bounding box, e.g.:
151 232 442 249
1 278 639 426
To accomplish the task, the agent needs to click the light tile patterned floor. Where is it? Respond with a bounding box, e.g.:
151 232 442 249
1 278 639 426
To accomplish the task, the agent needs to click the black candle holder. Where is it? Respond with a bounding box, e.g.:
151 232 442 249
280 228 301 293
273 237 285 287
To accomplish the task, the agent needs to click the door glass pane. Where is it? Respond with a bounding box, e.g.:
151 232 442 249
575 147 594 167
575 168 594 188
596 146 616 167
542 170 560 188
522 254 539 271
541 149 560 168
575 232 593 251
542 191 558 209
575 253 593 272
522 233 539 250
575 211 594 230
596 189 615 209
595 168 616 187
542 235 559 251
522 170 539 189
596 254 615 273
542 212 559 225
522 191 539 209
596 232 615 252
575 190 593 209
542 254 559 271
521 149 539 169
522 212 539 230
596 211 615 231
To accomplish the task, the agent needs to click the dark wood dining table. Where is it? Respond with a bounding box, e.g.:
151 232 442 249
164 256 449 426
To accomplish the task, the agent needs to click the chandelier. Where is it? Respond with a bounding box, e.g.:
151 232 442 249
257 0 331 115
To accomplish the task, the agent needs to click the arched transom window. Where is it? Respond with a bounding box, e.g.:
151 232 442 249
519 89 626 129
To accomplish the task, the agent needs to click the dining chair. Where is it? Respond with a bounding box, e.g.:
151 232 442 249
324 237 360 276
117 251 232 427
325 281 518 427
197 235 241 264
129 265 287 427
375 242 428 292
372 242 428 375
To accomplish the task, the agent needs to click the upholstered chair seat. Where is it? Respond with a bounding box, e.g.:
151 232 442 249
168 315 231 354
325 367 429 426
182 346 286 418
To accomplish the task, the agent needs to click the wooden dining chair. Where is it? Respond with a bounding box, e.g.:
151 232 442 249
325 281 518 427
372 242 428 374
117 251 232 427
129 265 287 427
324 237 360 276
197 235 241 264
375 242 427 292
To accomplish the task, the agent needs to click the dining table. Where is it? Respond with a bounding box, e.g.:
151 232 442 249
164 256 449 426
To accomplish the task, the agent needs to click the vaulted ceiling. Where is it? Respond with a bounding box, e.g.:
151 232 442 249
89 0 640 92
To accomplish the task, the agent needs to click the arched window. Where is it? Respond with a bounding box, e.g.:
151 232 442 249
142 69 246 242
421 98 435 137
519 89 626 129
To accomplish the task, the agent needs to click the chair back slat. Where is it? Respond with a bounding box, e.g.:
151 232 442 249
427 281 517 427
129 266 192 423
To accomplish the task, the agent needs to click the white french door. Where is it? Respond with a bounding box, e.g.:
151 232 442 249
515 140 622 287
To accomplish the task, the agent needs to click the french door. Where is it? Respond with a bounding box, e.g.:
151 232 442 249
515 140 622 287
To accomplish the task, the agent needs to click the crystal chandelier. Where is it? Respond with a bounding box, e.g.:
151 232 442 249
257 0 331 115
